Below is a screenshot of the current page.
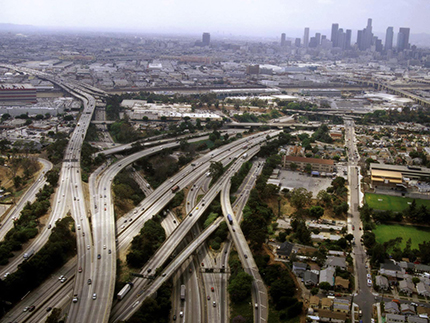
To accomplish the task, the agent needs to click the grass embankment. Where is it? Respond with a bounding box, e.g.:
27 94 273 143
373 224 430 250
365 193 430 211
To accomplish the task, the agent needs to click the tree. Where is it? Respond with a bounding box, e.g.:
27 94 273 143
304 163 312 173
13 176 22 188
228 271 254 303
317 189 332 207
309 206 324 219
290 162 298 171
142 116 149 121
290 188 312 209
209 161 224 182
319 282 331 291
311 287 319 295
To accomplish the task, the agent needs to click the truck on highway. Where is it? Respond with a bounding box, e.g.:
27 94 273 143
206 172 211 177
23 249 35 259
117 282 134 300
227 214 233 225
171 185 180 193
243 153 248 159
180 284 186 301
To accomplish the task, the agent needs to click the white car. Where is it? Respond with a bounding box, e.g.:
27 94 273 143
367 279 372 287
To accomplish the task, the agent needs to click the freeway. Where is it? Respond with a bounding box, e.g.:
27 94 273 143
220 162 268 323
109 135 276 322
0 158 52 242
80 131 268 323
345 119 373 323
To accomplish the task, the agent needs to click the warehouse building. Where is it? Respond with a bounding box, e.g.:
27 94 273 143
0 84 37 104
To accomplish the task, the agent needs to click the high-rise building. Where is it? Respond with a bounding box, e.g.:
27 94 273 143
397 27 410 51
295 38 301 47
202 32 211 46
331 23 339 47
337 28 346 50
385 27 394 51
358 18 374 50
281 33 286 46
304 27 310 48
315 33 321 46
345 30 352 49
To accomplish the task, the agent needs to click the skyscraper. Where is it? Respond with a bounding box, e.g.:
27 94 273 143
358 18 374 50
331 23 339 47
202 32 210 46
315 33 321 47
345 29 352 49
295 38 301 47
281 33 286 46
397 27 410 51
304 27 310 48
385 27 394 51
337 28 346 50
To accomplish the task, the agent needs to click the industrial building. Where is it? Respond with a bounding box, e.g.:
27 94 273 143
283 156 335 173
370 163 430 188
0 84 37 104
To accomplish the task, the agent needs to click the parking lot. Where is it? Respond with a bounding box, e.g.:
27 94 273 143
276 170 334 196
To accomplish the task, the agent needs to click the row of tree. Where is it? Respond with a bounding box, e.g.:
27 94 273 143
0 217 76 315
0 169 59 265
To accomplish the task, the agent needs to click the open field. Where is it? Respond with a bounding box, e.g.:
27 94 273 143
373 224 430 250
365 193 430 211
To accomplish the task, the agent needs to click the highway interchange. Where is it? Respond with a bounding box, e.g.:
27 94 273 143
0 64 278 323
0 64 375 323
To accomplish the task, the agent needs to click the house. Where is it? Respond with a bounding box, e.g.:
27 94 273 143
380 261 403 284
385 301 400 314
416 282 430 297
304 271 319 287
399 279 416 295
309 295 320 309
320 267 336 286
407 316 428 323
401 303 416 316
415 264 430 273
386 314 406 323
321 298 333 310
325 256 347 271
332 299 350 314
318 309 347 323
277 241 294 259
417 305 430 318
335 276 349 290
293 262 308 277
376 275 390 291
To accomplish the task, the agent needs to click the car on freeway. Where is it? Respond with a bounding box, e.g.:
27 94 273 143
92 293 97 300
213 301 216 307
211 287 214 292
28 305 35 312
46 307 52 312
79 267 82 273
207 295 210 300
88 279 92 285
97 254 101 259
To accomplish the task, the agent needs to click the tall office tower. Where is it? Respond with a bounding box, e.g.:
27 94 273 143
304 27 310 48
202 32 211 46
281 33 286 46
309 37 317 48
357 30 363 49
337 28 346 50
397 27 410 51
321 35 326 41
315 33 321 46
385 27 394 51
331 23 339 47
358 18 374 50
345 29 352 49
375 38 383 52
295 38 301 47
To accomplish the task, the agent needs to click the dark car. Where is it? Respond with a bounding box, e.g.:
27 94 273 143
28 305 35 312
46 307 52 312
88 279 92 285
97 254 101 259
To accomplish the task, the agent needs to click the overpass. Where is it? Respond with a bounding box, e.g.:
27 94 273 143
346 78 430 108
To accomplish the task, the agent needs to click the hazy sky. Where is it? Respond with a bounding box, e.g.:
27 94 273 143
1 0 429 37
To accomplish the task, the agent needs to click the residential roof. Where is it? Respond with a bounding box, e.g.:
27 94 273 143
318 309 347 321
325 256 347 269
319 267 336 286
386 314 406 322
321 298 333 307
277 241 294 257
376 275 389 287
335 276 349 289
309 295 320 306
